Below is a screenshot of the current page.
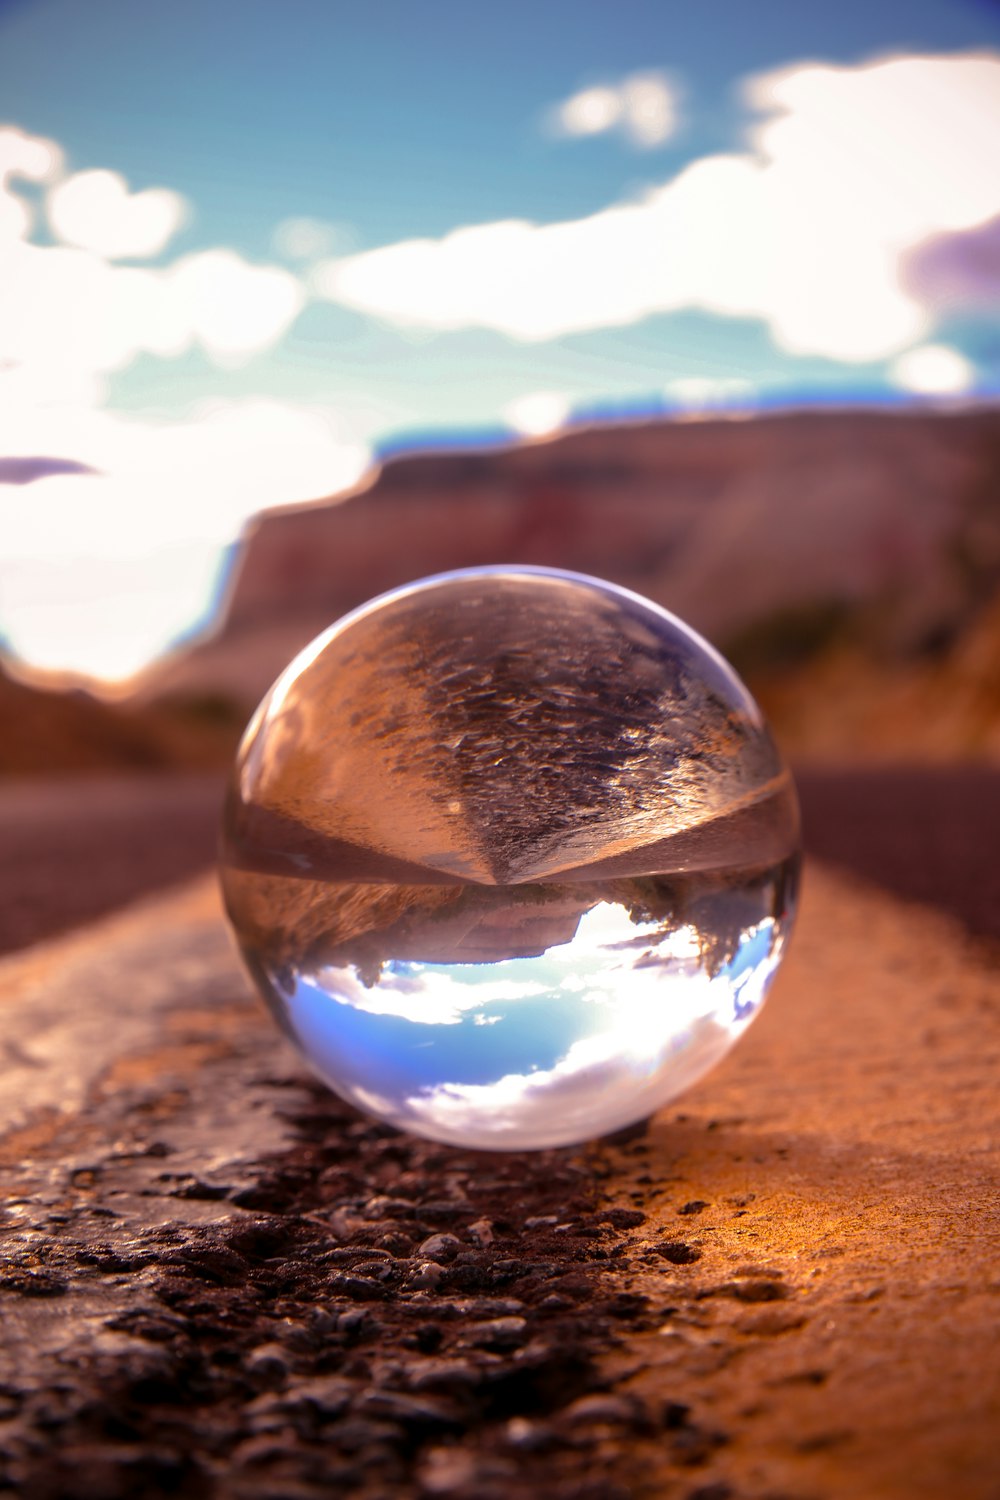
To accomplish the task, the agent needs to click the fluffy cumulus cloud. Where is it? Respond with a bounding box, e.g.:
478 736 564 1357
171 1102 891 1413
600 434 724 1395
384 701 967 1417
288 901 751 1150
0 129 358 679
546 71 680 149
48 168 187 259
0 237 305 375
0 127 306 379
168 249 306 360
4 50 999 681
0 394 370 678
0 124 62 240
316 52 1000 365
889 343 974 395
503 389 571 437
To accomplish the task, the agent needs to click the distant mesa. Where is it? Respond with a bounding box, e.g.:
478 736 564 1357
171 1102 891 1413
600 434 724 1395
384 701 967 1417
140 405 1000 712
0 456 98 485
8 405 1000 770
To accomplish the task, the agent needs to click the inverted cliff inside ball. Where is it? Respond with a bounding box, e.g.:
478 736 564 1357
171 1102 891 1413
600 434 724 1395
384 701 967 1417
220 566 800 1150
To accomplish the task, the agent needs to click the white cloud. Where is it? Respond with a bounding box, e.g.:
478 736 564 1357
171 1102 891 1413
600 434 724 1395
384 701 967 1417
744 52 1000 237
318 963 547 1028
0 124 62 242
284 900 750 1149
547 71 679 148
388 960 743 1148
0 124 62 186
169 249 306 359
0 131 341 680
0 396 370 679
397 1015 731 1149
503 389 571 436
619 72 680 148
386 915 780 1148
889 343 975 395
316 52 1000 364
0 238 305 374
48 168 187 259
0 137 304 378
553 85 622 138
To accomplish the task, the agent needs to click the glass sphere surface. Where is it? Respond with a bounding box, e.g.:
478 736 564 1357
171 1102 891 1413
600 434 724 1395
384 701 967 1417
220 567 800 1150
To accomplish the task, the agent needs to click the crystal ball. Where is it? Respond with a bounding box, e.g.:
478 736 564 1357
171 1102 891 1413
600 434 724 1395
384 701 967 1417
220 566 800 1150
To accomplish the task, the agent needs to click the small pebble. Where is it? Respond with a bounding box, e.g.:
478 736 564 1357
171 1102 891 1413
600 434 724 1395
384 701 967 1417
505 1416 554 1450
358 1389 458 1426
467 1316 527 1349
468 1217 494 1247
335 1308 370 1334
406 1260 445 1290
656 1241 702 1265
563 1394 636 1425
417 1233 462 1264
244 1342 289 1377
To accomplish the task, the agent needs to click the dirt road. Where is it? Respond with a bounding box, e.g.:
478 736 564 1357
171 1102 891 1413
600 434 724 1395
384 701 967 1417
0 843 996 1499
1 765 999 955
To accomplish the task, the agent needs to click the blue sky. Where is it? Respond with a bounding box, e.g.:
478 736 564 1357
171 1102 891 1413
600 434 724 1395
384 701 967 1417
1 0 999 679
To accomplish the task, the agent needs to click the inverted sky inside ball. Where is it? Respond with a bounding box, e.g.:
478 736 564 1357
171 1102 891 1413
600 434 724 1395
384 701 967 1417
220 567 800 1150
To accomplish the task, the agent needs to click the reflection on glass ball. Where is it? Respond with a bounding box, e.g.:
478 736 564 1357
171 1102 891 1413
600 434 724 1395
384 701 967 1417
220 567 800 1150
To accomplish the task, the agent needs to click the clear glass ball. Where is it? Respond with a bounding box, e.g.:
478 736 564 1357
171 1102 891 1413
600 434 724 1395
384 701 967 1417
220 567 799 1150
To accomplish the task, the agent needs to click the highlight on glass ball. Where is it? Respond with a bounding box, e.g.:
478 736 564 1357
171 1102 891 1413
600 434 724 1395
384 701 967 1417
220 566 800 1151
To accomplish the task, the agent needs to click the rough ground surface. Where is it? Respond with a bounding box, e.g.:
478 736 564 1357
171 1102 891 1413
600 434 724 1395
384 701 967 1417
0 863 997 1500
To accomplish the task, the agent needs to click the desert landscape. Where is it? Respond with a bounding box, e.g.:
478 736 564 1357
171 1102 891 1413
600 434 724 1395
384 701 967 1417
5 0 1000 1490
5 404 1000 946
10 405 1000 776
2 405 1000 1499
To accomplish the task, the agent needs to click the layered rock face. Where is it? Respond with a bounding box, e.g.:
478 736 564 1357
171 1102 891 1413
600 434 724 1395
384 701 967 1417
143 407 1000 709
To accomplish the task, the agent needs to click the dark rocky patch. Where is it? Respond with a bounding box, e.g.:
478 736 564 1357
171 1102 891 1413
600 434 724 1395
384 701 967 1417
0 1067 709 1500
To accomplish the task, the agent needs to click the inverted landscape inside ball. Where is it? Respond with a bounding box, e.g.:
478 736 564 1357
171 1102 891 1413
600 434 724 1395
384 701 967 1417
220 568 800 1150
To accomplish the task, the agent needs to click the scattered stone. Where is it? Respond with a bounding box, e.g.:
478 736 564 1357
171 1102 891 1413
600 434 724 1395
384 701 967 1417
703 1280 789 1304
655 1242 702 1265
468 1218 494 1248
418 1445 482 1495
245 1341 290 1378
335 1308 370 1335
562 1394 638 1425
598 1208 646 1229
407 1359 486 1395
377 1231 415 1256
450 1297 524 1317
504 1416 555 1451
417 1233 462 1264
327 1273 386 1301
357 1389 459 1428
466 1316 528 1350
406 1260 445 1290
6 863 994 1500
364 1195 417 1219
